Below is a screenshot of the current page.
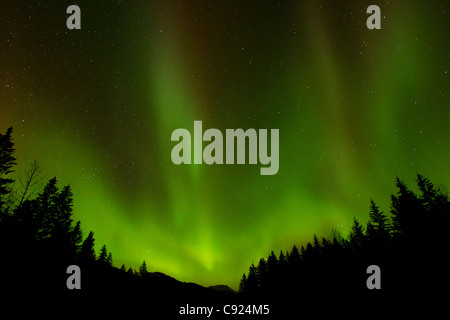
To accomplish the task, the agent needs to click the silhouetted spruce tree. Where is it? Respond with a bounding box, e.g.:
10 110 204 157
53 185 73 233
286 245 301 285
265 251 278 290
417 174 438 208
278 250 288 277
239 273 248 294
139 260 148 276
415 174 449 257
349 217 365 251
120 264 126 272
276 250 289 286
302 242 314 260
70 220 83 256
256 258 268 289
50 184 74 260
35 177 59 242
416 173 449 219
99 244 108 263
0 127 16 214
390 176 424 240
288 245 301 268
80 231 96 263
267 251 278 274
246 263 258 293
366 199 391 248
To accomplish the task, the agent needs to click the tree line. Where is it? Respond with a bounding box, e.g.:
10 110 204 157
2 126 448 306
0 127 148 293
239 173 449 298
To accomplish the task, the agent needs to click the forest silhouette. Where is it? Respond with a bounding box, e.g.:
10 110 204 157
1 127 448 316
238 170 450 313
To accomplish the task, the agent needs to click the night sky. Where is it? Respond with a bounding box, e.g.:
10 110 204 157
1 1 449 289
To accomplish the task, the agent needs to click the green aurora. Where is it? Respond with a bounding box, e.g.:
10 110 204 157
1 1 449 289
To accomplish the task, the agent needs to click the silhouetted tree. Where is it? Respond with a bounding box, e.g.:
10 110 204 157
256 258 267 289
80 231 96 263
288 245 301 268
416 173 449 219
414 173 450 259
246 263 258 293
390 176 423 240
99 244 108 263
349 217 365 251
70 220 83 255
278 250 288 276
53 185 73 233
302 242 313 260
267 251 278 275
50 184 74 259
417 174 437 207
366 199 390 248
139 260 148 276
35 177 59 241
239 273 248 293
